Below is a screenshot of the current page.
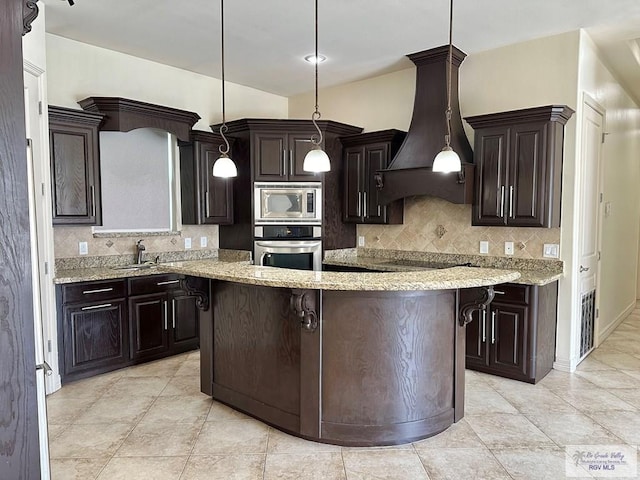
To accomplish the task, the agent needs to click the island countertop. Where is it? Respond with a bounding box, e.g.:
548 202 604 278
55 259 520 291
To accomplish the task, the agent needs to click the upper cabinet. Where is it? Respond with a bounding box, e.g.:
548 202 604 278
179 131 233 225
466 105 574 228
48 106 104 226
341 130 406 224
252 131 318 182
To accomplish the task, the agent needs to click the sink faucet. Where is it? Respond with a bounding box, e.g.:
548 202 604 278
136 239 146 264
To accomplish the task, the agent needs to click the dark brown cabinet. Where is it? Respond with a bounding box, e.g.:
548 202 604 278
48 106 104 226
57 279 128 382
341 130 405 224
58 274 204 384
462 281 558 383
252 131 318 182
129 275 199 362
179 131 233 225
465 105 574 228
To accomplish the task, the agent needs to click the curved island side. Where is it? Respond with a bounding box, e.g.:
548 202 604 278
163 260 520 446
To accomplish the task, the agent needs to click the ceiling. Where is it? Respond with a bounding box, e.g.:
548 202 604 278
43 0 640 102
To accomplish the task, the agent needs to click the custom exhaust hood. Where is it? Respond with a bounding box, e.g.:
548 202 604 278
375 45 474 205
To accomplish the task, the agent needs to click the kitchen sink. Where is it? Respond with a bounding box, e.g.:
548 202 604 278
111 262 158 271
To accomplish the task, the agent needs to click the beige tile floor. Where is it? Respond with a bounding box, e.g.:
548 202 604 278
47 306 640 480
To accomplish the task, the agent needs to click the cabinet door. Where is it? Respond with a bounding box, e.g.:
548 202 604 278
129 293 170 360
488 303 528 379
363 143 388 223
472 126 508 226
343 146 364 222
169 292 200 352
202 144 233 224
50 125 100 225
253 132 287 181
62 300 127 377
460 288 488 369
508 122 547 227
288 132 319 181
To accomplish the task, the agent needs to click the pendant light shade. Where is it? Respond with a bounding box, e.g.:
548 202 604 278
303 0 330 173
212 0 237 178
433 0 462 174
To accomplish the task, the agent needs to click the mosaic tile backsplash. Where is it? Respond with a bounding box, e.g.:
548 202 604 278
358 196 561 259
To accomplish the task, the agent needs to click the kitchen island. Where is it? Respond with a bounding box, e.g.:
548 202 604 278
158 259 520 446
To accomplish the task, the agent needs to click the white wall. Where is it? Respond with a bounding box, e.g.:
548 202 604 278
577 31 640 341
46 34 288 130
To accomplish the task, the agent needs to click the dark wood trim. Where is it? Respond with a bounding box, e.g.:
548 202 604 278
1 0 41 475
298 290 321 439
339 129 407 147
48 105 104 127
465 105 575 129
216 118 362 137
78 97 200 141
22 0 39 36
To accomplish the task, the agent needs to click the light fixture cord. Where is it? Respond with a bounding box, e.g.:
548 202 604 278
219 0 230 155
311 0 323 147
445 0 454 150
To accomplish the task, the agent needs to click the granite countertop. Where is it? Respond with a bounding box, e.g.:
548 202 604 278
55 259 521 291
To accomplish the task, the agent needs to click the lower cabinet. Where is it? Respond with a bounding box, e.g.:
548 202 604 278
461 281 558 383
58 274 205 384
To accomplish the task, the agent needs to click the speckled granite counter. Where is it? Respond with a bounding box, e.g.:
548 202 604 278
55 258 520 291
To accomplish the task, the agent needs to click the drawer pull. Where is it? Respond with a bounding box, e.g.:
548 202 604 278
82 287 114 294
81 303 112 311
156 280 180 286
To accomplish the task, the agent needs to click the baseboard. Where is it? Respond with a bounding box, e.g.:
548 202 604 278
46 373 62 395
597 301 636 346
553 356 577 373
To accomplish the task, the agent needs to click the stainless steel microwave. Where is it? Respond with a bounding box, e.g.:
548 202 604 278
254 182 322 224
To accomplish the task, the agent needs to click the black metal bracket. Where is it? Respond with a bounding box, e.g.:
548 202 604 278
290 289 318 332
459 285 495 327
456 169 466 184
180 276 210 311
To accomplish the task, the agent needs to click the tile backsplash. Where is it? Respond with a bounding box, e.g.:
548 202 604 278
54 225 220 259
358 196 560 259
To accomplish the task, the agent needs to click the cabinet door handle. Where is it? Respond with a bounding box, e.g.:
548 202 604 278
90 185 96 218
357 191 362 217
82 287 114 294
172 299 176 329
81 303 112 311
491 311 496 344
363 191 368 218
205 190 210 217
509 186 514 218
500 186 505 218
282 149 288 176
156 280 180 286
289 149 294 176
164 300 168 330
481 309 486 343
494 290 505 295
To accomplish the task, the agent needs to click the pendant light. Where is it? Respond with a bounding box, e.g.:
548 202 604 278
432 0 462 174
303 0 331 173
212 0 237 178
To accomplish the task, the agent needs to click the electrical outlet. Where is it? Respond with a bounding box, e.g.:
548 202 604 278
200 236 208 248
543 243 560 258
79 241 88 255
479 241 489 254
504 241 514 255
358 236 365 247
184 237 192 249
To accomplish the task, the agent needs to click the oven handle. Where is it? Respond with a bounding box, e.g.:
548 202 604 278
255 240 322 249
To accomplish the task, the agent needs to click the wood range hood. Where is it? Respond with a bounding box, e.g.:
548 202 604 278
375 45 474 205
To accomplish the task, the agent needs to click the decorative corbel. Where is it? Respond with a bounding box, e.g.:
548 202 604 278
23 0 39 36
180 276 210 311
459 285 495 327
290 289 318 332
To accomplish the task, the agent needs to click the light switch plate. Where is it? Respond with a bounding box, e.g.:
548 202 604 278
604 201 612 217
200 236 208 248
479 241 489 254
79 241 88 255
358 236 365 247
504 241 514 255
543 243 560 258
184 237 192 249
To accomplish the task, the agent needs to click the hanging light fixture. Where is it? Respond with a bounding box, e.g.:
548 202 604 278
212 0 237 178
303 0 331 173
432 0 462 174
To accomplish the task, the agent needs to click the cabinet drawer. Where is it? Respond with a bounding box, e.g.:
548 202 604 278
493 284 529 305
62 279 126 304
129 274 183 296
